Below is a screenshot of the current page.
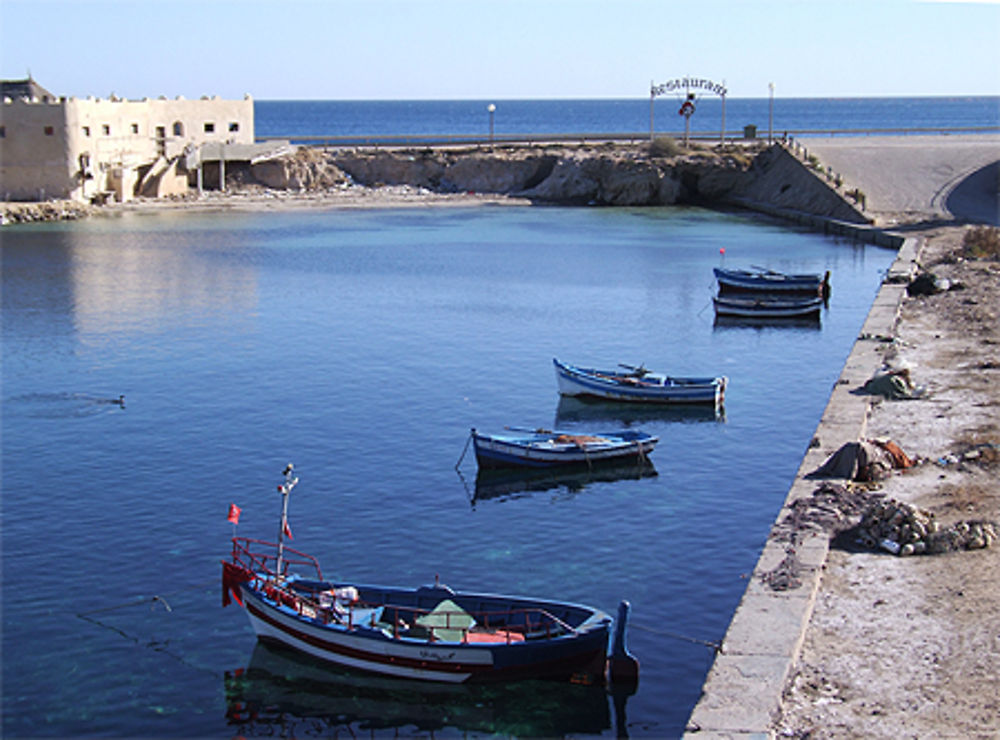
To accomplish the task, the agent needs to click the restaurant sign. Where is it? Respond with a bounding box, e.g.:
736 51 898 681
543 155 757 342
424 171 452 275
651 77 727 98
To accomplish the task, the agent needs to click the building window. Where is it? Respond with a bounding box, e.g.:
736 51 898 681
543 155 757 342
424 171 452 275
204 122 215 133
44 126 54 136
102 124 110 135
229 122 240 132
131 123 139 134
156 126 166 139
173 121 183 136
83 126 91 137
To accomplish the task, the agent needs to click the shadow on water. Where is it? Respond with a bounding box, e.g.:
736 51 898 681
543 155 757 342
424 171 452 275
554 396 725 427
464 458 659 506
5 392 126 417
224 640 620 737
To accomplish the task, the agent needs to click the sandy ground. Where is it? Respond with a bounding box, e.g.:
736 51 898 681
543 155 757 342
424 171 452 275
100 183 530 214
773 225 1000 738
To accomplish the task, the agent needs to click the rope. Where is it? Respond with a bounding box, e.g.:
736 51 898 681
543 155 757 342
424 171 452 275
630 621 722 653
75 578 216 617
75 579 220 678
455 430 473 470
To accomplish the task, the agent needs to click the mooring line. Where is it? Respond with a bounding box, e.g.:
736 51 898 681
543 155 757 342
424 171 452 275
455 430 473 470
75 579 216 618
631 621 723 652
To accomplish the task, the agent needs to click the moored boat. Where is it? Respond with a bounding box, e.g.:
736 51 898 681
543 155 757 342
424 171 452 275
553 358 726 405
712 294 824 320
713 267 830 296
470 427 658 470
223 465 632 685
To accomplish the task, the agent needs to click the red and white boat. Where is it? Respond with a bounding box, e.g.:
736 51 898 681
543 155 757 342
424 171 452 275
222 465 637 684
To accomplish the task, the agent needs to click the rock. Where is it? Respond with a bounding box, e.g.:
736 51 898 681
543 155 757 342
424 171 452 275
250 148 349 191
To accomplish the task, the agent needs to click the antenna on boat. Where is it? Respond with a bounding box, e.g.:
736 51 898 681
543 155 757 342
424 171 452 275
275 463 297 577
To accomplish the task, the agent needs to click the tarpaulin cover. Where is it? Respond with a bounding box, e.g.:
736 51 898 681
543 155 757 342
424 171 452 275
810 439 914 481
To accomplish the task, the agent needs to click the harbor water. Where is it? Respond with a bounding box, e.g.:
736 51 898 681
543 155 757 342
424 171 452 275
2 204 898 737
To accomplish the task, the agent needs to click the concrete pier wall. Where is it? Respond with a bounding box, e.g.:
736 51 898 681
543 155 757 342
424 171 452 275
684 235 920 737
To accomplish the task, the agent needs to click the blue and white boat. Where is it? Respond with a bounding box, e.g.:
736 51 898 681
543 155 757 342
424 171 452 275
471 427 658 469
554 358 726 406
713 267 830 296
713 294 824 320
224 465 633 685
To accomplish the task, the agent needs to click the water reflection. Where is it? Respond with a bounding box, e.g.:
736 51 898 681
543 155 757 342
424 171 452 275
712 314 823 330
555 396 725 427
467 459 658 505
224 641 615 737
1 227 258 339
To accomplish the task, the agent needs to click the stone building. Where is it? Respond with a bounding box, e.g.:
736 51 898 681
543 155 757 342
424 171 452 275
1 77 255 203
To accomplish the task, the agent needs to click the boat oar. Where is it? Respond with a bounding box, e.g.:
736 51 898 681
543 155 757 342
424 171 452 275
503 425 556 435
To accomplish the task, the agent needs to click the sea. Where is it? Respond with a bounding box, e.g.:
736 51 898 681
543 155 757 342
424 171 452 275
1 97 996 739
253 96 1000 140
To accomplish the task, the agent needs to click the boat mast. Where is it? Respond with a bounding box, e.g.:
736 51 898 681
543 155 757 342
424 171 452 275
275 463 297 577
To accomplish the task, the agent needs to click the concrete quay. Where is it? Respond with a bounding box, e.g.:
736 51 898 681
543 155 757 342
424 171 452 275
684 238 918 737
685 134 998 737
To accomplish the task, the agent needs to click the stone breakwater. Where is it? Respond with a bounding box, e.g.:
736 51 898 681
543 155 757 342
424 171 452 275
254 142 869 221
2 141 870 227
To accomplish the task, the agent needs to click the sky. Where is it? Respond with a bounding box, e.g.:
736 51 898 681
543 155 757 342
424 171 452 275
1 0 998 100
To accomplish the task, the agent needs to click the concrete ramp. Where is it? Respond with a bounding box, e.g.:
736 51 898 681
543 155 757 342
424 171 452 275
946 160 999 226
798 134 1000 226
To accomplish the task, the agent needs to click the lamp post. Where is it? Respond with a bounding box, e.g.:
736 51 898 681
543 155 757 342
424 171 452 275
487 103 496 144
768 83 774 145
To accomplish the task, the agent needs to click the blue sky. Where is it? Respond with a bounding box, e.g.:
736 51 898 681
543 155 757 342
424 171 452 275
1 0 998 100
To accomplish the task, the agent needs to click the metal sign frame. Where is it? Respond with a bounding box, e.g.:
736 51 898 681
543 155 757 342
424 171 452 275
650 77 728 144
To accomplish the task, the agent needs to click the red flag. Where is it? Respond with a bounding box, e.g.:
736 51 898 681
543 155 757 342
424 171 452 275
227 503 241 525
283 520 293 540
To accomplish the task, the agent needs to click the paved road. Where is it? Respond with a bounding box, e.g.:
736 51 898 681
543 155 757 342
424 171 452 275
798 134 999 225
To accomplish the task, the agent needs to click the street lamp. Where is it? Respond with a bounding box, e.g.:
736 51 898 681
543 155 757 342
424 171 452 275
768 83 774 145
487 103 496 143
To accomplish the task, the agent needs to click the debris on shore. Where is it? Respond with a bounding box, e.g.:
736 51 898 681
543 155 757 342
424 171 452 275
858 497 997 554
771 480 998 561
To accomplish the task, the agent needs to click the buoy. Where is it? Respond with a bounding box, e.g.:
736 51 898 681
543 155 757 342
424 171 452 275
607 600 640 686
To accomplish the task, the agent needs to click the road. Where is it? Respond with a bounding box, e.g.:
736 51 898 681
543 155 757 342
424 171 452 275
798 134 1000 226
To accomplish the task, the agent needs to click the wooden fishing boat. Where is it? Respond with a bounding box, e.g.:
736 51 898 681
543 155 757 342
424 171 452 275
553 358 726 405
223 465 635 685
470 427 658 470
713 267 830 296
712 294 824 320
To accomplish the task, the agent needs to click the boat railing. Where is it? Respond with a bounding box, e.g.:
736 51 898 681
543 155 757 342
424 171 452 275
246 577 581 643
361 603 578 643
231 536 324 581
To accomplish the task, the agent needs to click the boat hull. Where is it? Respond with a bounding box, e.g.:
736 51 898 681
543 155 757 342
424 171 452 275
553 359 725 405
472 429 658 469
238 583 610 683
712 295 823 319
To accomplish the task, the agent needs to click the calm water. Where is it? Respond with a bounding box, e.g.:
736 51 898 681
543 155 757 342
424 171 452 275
255 96 1000 139
2 205 897 738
